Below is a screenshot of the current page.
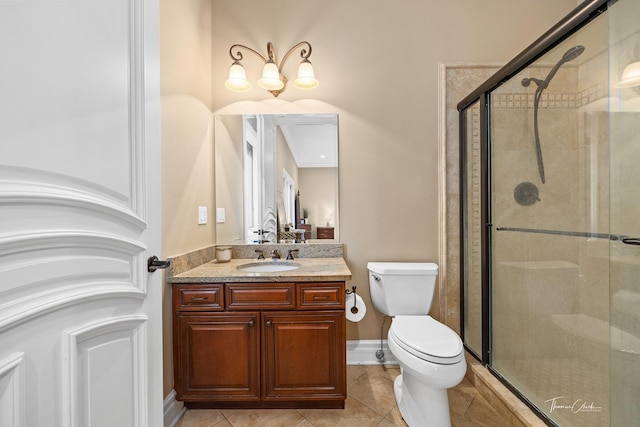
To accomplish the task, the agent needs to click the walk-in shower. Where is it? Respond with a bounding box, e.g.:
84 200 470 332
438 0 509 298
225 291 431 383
458 0 640 425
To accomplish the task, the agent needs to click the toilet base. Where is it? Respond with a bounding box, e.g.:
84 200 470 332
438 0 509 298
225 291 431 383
394 373 452 427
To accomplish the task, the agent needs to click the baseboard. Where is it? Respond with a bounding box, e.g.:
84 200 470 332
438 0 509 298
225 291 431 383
347 339 398 365
164 389 186 427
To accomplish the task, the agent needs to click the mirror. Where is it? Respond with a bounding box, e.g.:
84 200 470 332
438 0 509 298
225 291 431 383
215 114 339 244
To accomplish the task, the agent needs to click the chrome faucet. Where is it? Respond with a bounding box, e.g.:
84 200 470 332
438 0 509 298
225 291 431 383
271 250 281 260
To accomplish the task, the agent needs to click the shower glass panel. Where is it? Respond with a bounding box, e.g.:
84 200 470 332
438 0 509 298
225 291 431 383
459 1 640 425
461 100 483 358
608 0 640 425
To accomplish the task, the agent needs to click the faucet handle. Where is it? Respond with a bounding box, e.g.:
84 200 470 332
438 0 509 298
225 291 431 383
286 249 299 260
255 249 265 260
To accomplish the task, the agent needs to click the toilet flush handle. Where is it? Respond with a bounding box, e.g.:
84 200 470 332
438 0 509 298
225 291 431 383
371 274 381 281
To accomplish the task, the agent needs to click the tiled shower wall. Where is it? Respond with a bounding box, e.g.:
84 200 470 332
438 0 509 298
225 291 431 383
443 64 501 337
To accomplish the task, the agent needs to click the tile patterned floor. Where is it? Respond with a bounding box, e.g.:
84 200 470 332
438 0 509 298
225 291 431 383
176 365 510 427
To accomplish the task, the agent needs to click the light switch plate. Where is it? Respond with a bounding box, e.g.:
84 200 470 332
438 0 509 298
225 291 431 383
216 208 226 223
198 206 207 225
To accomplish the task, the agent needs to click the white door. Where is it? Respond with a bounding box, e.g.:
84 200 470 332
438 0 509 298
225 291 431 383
0 0 162 426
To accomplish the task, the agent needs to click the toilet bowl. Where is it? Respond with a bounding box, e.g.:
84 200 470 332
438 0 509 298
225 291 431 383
388 316 466 427
367 262 466 427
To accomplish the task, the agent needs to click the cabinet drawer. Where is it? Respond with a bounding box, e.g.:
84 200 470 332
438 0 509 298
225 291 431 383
175 284 224 311
297 283 345 309
226 283 295 310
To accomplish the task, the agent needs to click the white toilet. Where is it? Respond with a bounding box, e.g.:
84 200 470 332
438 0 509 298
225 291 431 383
368 262 466 427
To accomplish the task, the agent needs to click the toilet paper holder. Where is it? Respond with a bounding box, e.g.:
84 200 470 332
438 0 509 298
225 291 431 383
345 286 359 314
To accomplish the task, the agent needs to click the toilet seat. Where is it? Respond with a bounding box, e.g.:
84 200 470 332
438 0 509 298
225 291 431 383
389 316 464 365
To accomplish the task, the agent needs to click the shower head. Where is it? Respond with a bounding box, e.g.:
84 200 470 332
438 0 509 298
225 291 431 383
544 45 585 86
521 45 586 89
560 45 585 64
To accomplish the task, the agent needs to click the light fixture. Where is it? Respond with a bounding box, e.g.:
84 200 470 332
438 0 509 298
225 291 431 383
617 61 640 88
225 41 319 97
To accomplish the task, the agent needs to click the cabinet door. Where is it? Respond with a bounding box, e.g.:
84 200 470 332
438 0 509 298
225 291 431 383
175 312 260 401
262 311 345 401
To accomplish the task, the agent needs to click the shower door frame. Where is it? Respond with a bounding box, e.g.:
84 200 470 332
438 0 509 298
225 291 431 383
457 0 610 423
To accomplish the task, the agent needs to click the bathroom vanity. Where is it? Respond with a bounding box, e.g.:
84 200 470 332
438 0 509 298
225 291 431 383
169 255 351 409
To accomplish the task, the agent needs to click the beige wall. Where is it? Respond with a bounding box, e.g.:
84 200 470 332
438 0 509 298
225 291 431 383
160 0 576 397
161 0 215 255
299 168 339 237
214 116 244 244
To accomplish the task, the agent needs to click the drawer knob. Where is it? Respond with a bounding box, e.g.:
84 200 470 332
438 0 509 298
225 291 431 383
265 320 272 327
248 319 255 327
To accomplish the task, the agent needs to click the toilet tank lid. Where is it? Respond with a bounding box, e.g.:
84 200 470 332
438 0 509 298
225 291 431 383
367 262 438 275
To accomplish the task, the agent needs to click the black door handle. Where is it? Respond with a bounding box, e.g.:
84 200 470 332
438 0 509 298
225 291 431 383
147 256 171 272
622 238 640 246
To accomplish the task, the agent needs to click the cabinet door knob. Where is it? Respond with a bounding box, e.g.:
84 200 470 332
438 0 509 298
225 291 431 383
248 319 255 327
265 320 272 327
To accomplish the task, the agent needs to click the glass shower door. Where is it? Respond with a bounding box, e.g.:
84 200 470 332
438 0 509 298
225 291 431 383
489 11 611 426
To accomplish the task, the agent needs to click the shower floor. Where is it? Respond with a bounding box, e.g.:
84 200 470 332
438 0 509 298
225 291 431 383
497 357 609 427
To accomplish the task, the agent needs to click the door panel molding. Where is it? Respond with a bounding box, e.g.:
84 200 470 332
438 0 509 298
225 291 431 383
62 316 148 427
0 352 25 427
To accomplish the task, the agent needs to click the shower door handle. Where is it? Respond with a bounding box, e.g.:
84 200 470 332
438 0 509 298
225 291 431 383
622 237 640 246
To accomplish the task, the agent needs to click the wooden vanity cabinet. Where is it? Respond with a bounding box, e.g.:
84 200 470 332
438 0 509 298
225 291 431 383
173 281 346 409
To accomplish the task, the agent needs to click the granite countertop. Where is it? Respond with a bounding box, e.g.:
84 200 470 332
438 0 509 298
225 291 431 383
169 257 352 283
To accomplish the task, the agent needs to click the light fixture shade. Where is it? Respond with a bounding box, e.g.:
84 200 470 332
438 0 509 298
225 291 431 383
225 63 251 92
616 61 640 88
294 60 319 90
258 62 284 91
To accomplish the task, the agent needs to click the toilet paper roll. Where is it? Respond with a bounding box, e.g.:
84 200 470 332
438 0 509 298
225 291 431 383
345 293 366 322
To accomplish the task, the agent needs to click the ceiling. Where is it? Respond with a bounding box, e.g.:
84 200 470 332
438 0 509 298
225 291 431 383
275 114 338 168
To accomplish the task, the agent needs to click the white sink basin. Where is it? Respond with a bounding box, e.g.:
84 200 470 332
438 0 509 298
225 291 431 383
237 261 301 273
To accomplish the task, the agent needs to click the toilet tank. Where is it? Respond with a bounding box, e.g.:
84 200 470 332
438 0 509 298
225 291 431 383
367 262 439 316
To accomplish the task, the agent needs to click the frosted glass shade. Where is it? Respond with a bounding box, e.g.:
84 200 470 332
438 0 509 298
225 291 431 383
294 61 319 90
225 63 251 92
617 61 640 88
258 62 284 91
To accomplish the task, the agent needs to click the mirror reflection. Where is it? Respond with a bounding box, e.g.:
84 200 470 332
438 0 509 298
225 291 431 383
215 114 339 245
